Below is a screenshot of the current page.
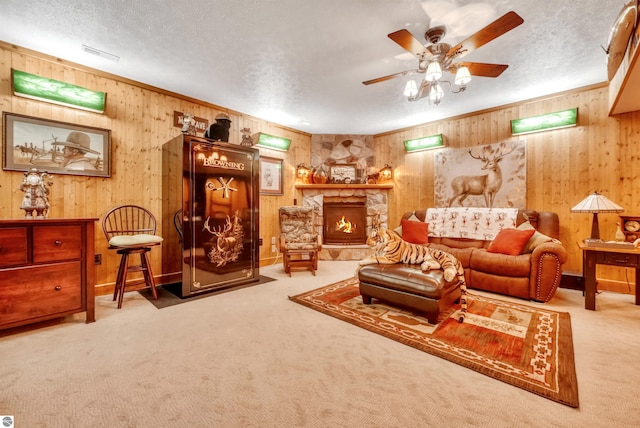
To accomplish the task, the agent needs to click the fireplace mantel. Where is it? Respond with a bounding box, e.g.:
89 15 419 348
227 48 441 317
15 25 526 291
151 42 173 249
295 183 393 190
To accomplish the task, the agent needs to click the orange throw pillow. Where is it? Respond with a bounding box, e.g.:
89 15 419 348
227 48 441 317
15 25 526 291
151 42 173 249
401 219 429 244
487 228 535 256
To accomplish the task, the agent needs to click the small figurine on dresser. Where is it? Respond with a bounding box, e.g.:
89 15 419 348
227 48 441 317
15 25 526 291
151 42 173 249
19 168 53 219
204 113 231 142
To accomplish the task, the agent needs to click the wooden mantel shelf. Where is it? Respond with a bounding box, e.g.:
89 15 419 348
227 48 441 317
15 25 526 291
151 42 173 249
295 183 393 190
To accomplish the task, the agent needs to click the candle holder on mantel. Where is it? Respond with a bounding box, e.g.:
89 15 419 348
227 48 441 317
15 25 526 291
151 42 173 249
19 168 54 219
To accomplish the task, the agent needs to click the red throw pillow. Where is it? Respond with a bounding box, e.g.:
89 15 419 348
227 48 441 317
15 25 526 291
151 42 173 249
487 228 536 256
401 219 429 244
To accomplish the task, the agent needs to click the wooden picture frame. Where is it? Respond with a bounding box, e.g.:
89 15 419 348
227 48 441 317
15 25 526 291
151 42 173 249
329 163 357 184
2 112 111 178
259 156 283 195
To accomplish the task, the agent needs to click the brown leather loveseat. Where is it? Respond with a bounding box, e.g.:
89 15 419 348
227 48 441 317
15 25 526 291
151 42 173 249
399 209 567 302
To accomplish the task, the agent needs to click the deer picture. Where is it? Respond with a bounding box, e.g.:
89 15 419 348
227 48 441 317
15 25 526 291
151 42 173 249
448 145 515 208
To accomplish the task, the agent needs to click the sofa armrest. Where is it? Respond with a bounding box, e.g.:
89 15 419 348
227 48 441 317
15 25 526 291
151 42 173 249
529 242 567 302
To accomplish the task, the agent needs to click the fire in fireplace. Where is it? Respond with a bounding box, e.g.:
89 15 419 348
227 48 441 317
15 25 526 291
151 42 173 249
323 201 367 245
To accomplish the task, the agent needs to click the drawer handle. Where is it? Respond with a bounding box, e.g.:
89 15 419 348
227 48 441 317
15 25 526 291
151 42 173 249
55 285 62 291
613 257 630 264
55 240 62 246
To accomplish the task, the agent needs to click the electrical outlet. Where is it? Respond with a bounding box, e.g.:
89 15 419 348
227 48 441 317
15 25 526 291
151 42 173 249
271 244 277 253
94 254 102 265
271 236 276 245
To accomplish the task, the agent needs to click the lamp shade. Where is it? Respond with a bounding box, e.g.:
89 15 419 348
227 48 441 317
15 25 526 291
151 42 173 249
571 192 623 240
454 66 471 86
425 61 443 82
403 80 418 97
570 192 623 213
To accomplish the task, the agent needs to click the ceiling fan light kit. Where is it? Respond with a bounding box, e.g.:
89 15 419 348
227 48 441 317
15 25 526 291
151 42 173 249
364 11 524 106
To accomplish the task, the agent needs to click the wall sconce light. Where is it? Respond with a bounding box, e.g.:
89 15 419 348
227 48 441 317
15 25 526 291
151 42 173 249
379 164 393 182
12 69 106 113
404 134 445 153
296 163 312 183
511 108 578 135
253 132 291 151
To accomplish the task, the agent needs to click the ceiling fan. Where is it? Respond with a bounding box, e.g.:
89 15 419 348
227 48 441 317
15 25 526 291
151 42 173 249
363 11 524 104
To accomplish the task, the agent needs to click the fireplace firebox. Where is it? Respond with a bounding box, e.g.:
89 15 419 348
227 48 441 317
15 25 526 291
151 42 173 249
323 201 367 245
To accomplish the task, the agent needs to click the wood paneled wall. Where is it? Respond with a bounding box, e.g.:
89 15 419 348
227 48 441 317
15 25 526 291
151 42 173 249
375 86 640 290
2 41 639 293
0 43 309 293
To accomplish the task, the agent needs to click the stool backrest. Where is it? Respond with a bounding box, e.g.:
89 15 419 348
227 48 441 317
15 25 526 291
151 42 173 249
103 205 157 241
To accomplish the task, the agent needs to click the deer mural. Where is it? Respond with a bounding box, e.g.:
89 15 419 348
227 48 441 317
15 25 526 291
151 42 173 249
448 145 515 208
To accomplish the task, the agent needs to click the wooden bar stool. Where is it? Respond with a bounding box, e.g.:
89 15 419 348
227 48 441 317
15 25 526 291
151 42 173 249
102 205 163 308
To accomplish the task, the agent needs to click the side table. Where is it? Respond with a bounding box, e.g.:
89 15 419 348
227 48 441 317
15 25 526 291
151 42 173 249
578 241 640 310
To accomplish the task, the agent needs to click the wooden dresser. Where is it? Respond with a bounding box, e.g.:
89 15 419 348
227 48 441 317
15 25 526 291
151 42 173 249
0 218 97 330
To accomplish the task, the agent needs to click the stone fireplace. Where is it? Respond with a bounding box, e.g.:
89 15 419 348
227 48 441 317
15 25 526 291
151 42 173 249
298 185 390 260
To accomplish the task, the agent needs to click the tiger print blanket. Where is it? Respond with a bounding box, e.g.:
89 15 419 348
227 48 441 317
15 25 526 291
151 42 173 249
357 228 468 323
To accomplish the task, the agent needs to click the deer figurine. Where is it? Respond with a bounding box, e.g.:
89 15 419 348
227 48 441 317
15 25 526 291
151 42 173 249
448 145 515 208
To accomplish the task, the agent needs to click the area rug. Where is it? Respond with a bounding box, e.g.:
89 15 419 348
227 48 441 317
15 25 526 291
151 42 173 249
289 277 579 408
140 275 276 309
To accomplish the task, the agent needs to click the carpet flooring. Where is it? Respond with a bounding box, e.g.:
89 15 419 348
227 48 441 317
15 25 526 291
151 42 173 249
289 276 579 408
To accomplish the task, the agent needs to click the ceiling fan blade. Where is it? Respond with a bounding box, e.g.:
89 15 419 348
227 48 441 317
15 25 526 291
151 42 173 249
451 62 509 78
362 69 419 85
447 11 524 59
388 29 427 59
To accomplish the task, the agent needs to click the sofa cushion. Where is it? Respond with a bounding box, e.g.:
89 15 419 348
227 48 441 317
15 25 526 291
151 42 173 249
517 221 560 253
394 212 420 235
401 218 429 244
487 228 535 256
470 249 532 277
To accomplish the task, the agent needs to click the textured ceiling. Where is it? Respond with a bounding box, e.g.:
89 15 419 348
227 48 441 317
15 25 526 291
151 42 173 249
0 0 624 134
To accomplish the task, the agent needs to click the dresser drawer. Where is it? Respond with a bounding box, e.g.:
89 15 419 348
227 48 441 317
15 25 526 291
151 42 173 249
33 225 82 262
0 227 28 268
0 261 82 327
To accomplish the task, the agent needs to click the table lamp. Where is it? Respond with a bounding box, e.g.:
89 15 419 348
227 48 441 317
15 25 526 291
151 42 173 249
570 191 623 240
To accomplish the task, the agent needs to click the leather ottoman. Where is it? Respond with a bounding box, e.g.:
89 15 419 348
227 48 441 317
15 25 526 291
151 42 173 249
357 263 461 324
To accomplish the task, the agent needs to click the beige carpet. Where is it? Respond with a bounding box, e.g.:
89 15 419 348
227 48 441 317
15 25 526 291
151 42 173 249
1 260 640 427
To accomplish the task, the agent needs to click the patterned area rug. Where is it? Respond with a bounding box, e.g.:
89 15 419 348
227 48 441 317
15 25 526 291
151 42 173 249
289 277 579 408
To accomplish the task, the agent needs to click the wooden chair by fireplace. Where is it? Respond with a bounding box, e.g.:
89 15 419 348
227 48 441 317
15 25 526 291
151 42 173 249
279 206 322 276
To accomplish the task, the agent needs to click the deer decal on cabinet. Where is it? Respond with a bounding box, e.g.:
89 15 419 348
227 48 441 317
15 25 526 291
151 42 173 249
447 145 516 208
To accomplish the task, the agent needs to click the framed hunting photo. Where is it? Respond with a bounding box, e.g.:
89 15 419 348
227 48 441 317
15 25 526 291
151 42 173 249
3 112 111 178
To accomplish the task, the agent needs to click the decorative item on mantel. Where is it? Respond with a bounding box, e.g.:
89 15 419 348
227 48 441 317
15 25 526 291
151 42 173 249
571 191 624 241
19 168 53 219
311 166 329 184
296 163 312 183
378 164 393 182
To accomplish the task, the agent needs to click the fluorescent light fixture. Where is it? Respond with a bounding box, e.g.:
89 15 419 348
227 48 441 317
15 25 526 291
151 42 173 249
253 132 291 151
404 134 444 153
12 69 106 113
511 108 577 135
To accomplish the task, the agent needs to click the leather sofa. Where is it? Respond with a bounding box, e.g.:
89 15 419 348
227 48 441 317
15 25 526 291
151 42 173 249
397 209 568 302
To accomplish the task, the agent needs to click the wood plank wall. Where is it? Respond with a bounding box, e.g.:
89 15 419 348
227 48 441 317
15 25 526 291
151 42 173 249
0 43 309 294
376 86 640 292
2 42 639 294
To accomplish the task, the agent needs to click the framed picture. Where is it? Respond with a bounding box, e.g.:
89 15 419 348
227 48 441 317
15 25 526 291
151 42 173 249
260 156 283 195
3 112 111 178
329 164 357 184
